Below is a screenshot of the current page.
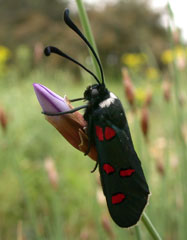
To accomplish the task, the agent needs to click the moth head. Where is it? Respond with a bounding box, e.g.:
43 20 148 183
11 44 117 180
84 84 109 103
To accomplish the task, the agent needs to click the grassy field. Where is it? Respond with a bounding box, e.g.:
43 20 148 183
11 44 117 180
0 65 186 240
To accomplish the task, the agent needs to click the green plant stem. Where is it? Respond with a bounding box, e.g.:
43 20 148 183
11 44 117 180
75 0 102 80
76 1 162 240
135 225 142 240
167 4 187 238
142 213 162 240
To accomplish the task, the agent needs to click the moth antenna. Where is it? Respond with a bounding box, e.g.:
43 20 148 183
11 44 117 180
44 46 101 85
64 8 105 85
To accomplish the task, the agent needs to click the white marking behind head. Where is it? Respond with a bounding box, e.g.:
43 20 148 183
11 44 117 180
110 92 117 99
99 92 117 108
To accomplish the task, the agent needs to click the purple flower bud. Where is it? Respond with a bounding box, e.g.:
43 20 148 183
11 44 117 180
33 83 98 161
33 83 70 114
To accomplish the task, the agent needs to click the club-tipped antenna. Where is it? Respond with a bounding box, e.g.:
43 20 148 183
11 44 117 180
64 8 105 85
44 46 101 85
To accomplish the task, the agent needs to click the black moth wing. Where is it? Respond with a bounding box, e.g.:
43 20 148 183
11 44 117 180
92 95 149 228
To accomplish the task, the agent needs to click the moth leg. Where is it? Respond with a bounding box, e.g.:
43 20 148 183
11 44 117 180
82 116 98 172
69 97 84 102
42 104 87 116
84 115 93 156
90 161 98 173
84 117 98 172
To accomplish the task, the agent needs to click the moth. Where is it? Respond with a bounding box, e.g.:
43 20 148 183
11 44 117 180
43 9 149 228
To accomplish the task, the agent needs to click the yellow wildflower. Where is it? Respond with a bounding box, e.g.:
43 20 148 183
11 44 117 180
161 46 186 65
0 46 11 63
174 46 185 58
161 49 173 64
122 53 147 68
146 67 159 80
135 88 147 105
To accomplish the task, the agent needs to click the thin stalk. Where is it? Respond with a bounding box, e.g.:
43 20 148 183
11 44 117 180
142 213 162 240
167 3 187 239
75 1 162 240
135 225 142 240
75 0 102 80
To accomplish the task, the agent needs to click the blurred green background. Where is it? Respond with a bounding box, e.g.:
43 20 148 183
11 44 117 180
0 0 187 239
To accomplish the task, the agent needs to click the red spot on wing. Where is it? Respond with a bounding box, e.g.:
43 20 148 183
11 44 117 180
105 127 116 140
120 169 135 177
103 163 115 174
112 193 125 204
96 125 104 141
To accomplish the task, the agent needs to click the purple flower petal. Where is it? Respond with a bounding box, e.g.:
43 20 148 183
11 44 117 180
33 83 70 113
